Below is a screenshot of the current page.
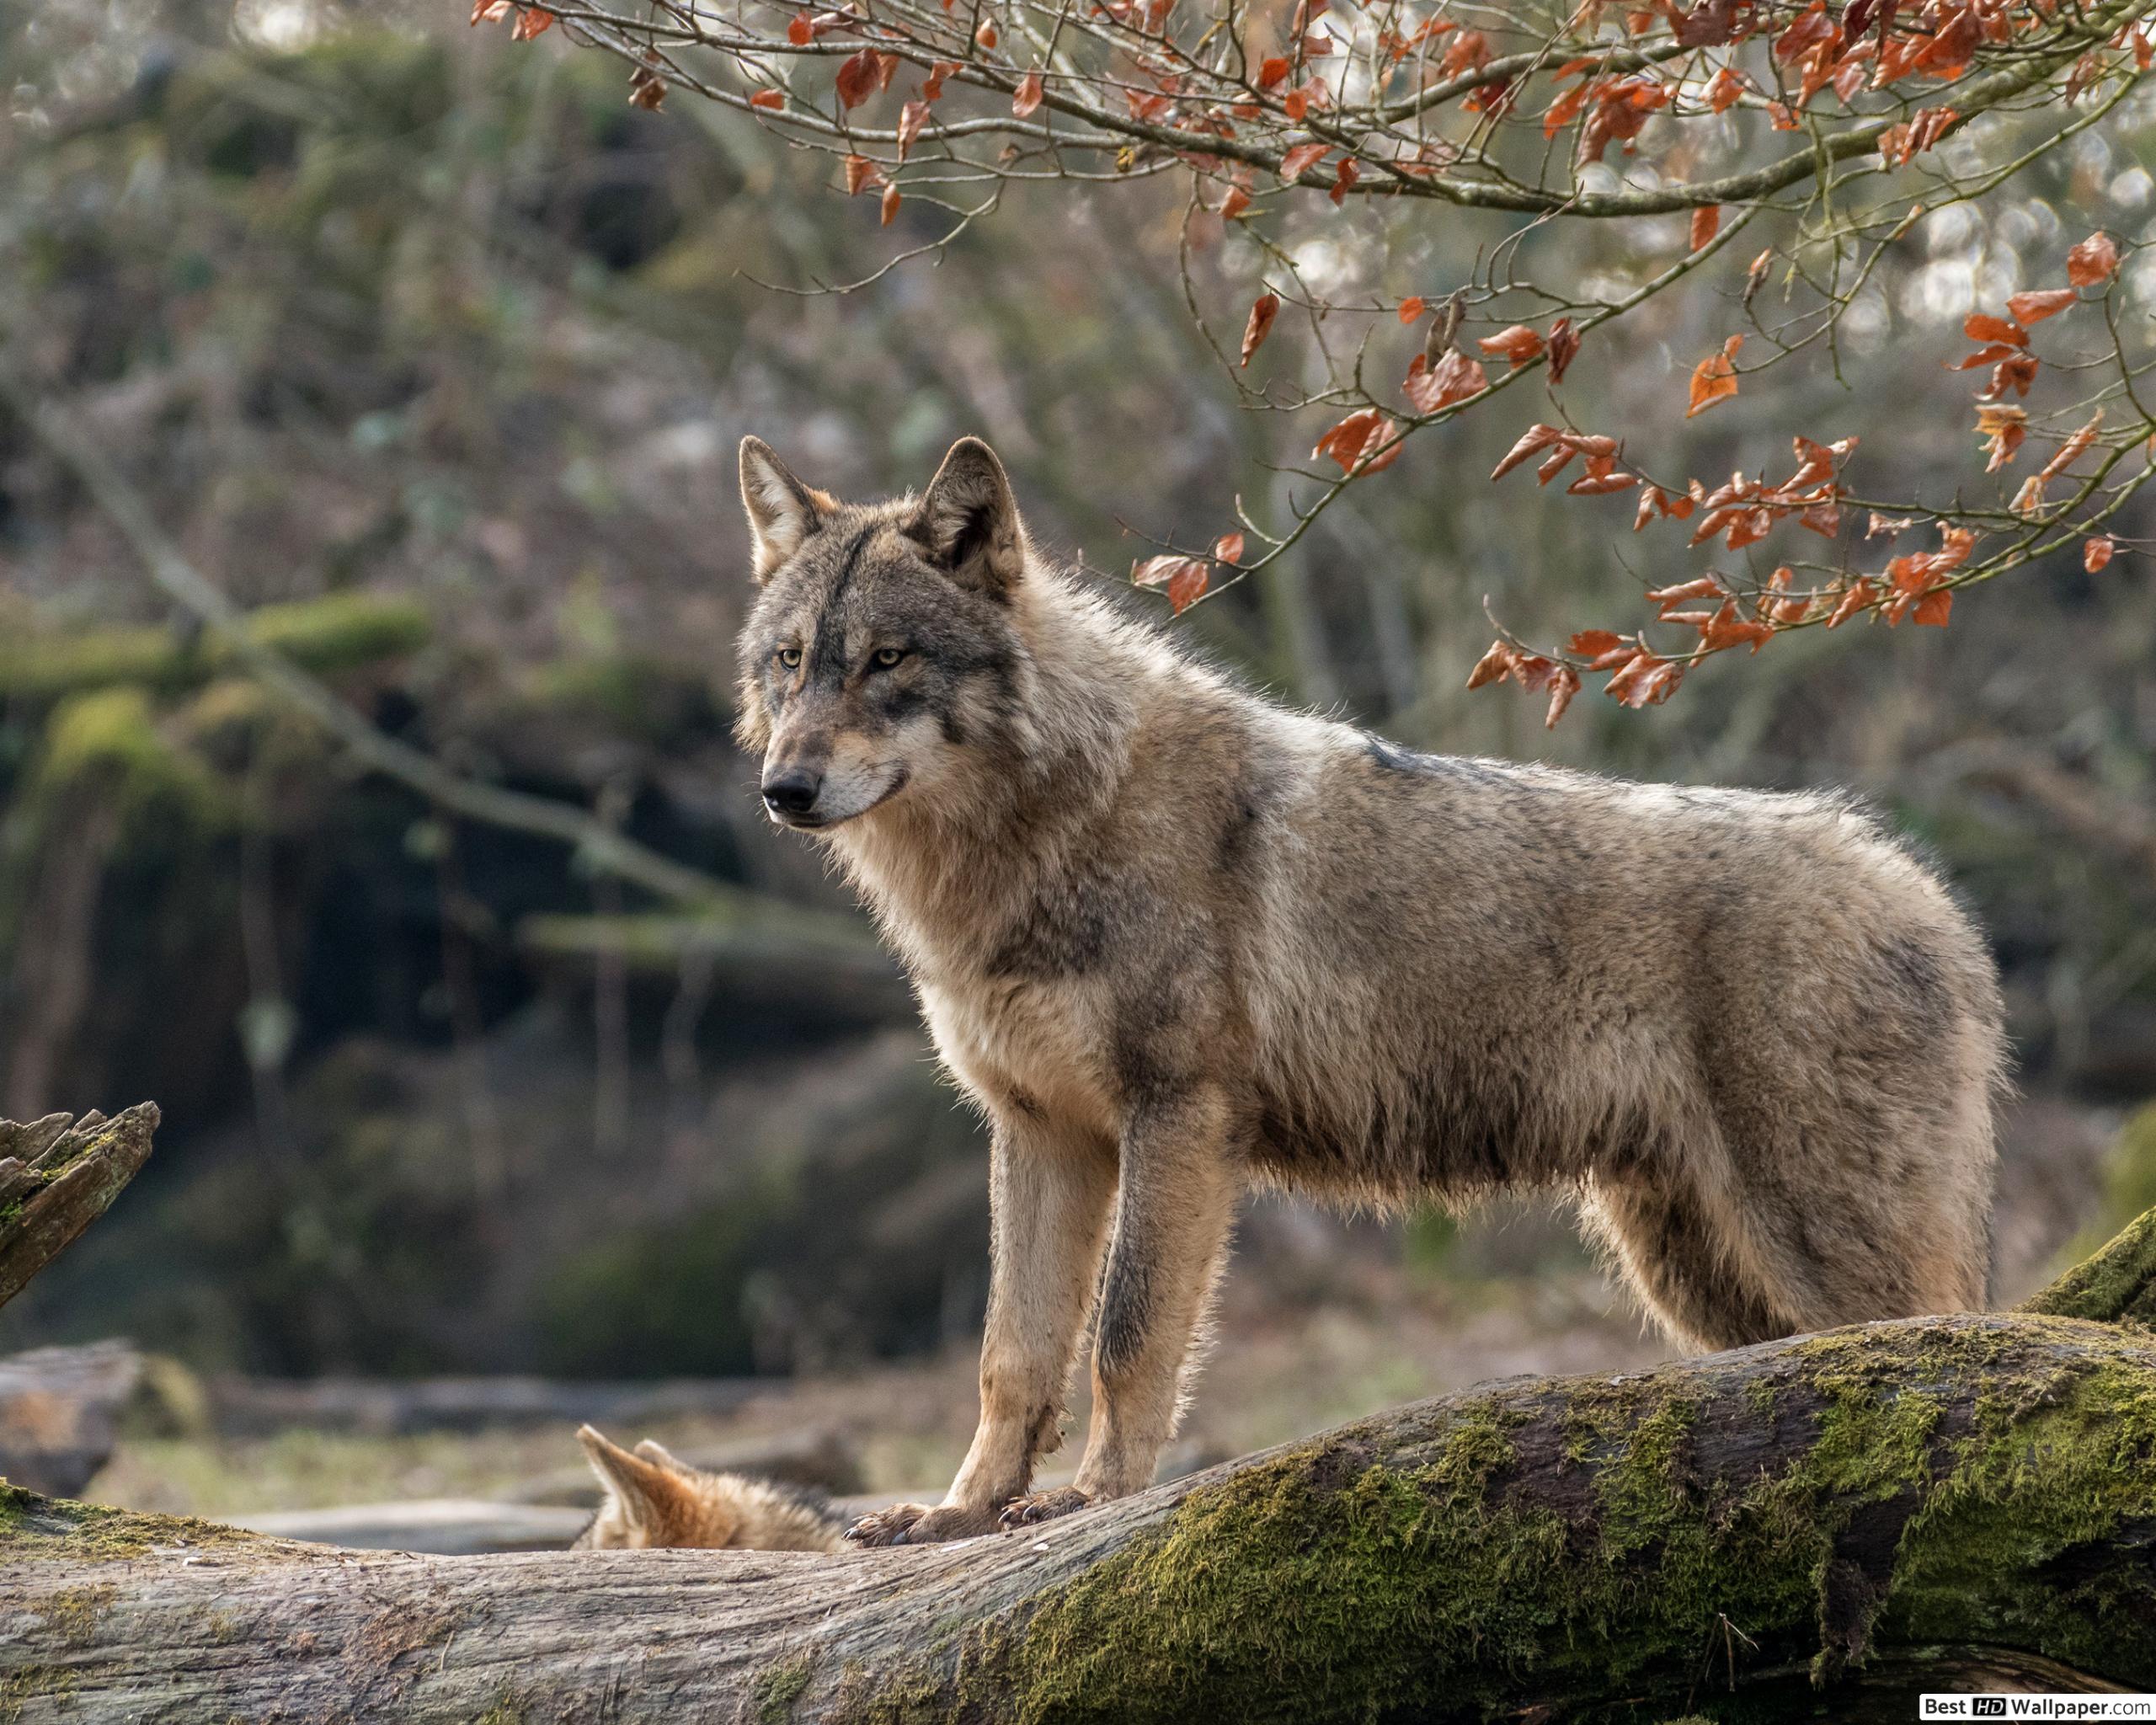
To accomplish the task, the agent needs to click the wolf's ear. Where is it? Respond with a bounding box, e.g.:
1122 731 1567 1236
739 436 827 580
633 1438 692 1474
906 437 1025 598
579 1423 683 1530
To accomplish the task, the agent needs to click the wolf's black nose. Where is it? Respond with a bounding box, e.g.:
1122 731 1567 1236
762 766 823 817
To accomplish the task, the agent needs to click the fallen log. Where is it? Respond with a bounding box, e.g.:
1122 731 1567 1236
0 1106 157 1312
5 1285 2156 1720
0 1343 142 1498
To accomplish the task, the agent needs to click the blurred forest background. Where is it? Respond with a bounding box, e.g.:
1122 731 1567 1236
2 0 2153 1516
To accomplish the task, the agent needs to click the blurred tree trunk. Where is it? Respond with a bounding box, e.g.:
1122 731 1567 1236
4 1212 2156 1722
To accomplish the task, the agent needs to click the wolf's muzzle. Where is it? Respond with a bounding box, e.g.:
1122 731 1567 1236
761 765 824 820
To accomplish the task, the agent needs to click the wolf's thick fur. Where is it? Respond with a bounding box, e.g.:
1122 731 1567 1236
734 435 2006 1546
571 1425 846 1551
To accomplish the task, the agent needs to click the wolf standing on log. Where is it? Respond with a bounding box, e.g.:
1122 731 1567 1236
734 435 2006 1546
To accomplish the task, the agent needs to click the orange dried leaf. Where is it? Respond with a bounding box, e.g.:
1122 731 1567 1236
1476 325 1547 365
1220 185 1252 220
1686 338 1742 417
880 182 901 225
1398 296 1427 324
2007 287 2077 325
1214 532 1246 564
1545 665 1581 728
1962 312 2028 347
1568 628 1627 657
1240 292 1281 367
2067 232 2119 286
1546 318 1580 384
1825 579 1875 628
1278 141 1330 180
1012 71 1044 115
750 88 787 110
2084 535 2116 572
836 48 883 109
1465 641 1516 689
1689 205 1721 250
1404 349 1488 414
1492 424 1564 480
1912 588 1953 626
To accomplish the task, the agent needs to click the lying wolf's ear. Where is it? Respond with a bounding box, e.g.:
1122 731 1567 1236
906 437 1025 598
739 436 828 580
579 1423 685 1530
633 1438 692 1473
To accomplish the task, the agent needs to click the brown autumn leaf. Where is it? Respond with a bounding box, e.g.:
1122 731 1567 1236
843 154 880 195
974 19 997 46
1258 55 1292 87
1476 325 1547 365
1912 588 1952 626
510 6 553 39
1404 349 1488 414
1329 159 1361 204
880 183 901 225
1962 312 2028 348
1213 532 1246 564
835 47 883 109
1240 292 1281 367
1465 641 1515 689
2067 232 2119 286
1545 665 1581 729
1975 403 2026 471
1546 318 1581 384
1686 334 1743 418
1699 600 1774 653
2007 287 2078 325
1279 141 1330 180
2037 410 2103 483
627 65 667 109
1825 579 1875 628
750 88 786 111
1689 206 1721 250
1568 628 1627 658
897 99 931 155
2009 474 2047 516
1492 424 1564 480
787 13 814 43
1647 577 1721 613
2085 535 2116 572
1313 409 1401 473
1567 467 1638 495
1220 185 1252 221
1012 71 1044 115
1605 652 1680 708
1133 554 1211 612
1398 296 1427 324
1978 353 2040 401
472 0 514 21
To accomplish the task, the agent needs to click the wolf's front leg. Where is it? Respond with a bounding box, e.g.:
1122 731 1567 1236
845 1112 1116 1546
1002 1087 1239 1528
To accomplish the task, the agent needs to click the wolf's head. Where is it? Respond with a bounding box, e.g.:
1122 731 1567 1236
734 435 1034 832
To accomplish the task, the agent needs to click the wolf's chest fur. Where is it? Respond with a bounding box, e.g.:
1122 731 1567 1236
921 963 1123 1141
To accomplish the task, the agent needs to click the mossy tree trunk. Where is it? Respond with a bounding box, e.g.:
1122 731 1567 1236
6 1211 2156 1723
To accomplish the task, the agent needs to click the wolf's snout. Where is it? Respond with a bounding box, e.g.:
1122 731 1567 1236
761 765 824 819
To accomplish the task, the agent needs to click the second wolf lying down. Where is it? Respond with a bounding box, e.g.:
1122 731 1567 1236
571 1425 847 1551
734 434 2007 1547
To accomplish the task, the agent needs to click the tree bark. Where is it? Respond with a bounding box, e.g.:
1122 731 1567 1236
6 1262 2156 1721
0 1105 157 1312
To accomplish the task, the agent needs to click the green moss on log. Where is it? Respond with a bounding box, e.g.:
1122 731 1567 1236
842 1316 2156 1722
0 1485 282 1566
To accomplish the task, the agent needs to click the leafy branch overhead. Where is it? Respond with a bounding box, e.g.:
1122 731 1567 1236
497 0 2153 717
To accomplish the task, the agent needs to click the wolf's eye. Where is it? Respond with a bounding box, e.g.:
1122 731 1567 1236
870 647 907 670
776 647 802 670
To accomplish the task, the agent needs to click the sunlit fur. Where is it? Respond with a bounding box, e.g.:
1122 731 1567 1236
570 1425 845 1552
734 435 2008 1547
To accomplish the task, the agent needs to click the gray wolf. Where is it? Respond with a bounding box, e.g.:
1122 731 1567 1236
732 434 2005 1546
571 1424 846 1551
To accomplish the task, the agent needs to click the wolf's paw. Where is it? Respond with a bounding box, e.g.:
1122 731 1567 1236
842 1502 1001 1546
997 1487 1093 1530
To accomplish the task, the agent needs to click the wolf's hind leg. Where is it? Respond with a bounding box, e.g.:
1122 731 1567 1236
1005 1087 1238 1526
1581 1162 1805 1353
846 1111 1115 1547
